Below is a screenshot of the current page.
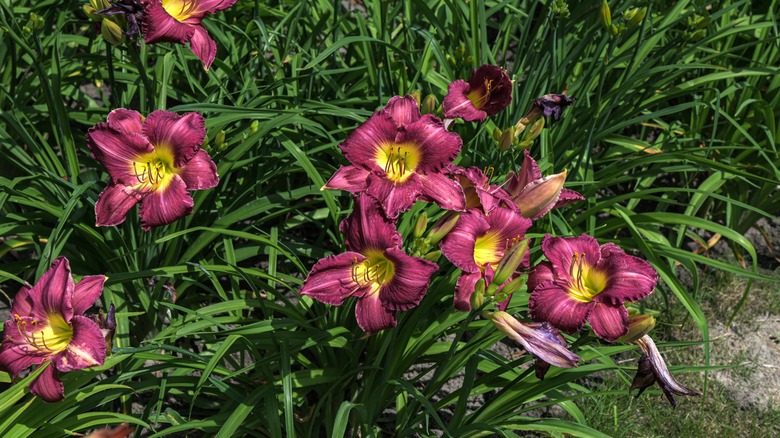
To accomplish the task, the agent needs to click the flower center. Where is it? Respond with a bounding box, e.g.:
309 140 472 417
467 79 494 110
351 252 395 289
376 142 420 184
566 253 608 302
131 149 175 189
15 313 73 354
161 0 197 22
473 230 504 269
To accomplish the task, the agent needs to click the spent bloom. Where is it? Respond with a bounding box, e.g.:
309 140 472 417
630 335 700 407
324 95 466 218
440 207 532 311
142 0 238 70
86 109 219 230
300 195 438 334
443 65 513 122
504 151 583 220
0 257 107 402
527 234 658 342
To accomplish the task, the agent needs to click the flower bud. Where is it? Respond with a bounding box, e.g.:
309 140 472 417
600 0 612 29
250 120 259 134
215 130 226 150
515 140 533 151
608 24 620 36
470 284 485 309
428 211 460 244
421 94 437 115
424 250 441 262
413 211 428 239
492 127 502 141
498 126 515 151
492 239 528 286
625 7 647 28
410 90 422 106
524 117 545 142
499 275 526 297
101 20 125 46
616 313 656 344
514 169 568 219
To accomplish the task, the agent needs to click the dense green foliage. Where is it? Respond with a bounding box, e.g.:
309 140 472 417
0 0 778 436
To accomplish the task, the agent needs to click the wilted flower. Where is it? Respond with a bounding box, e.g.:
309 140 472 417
323 95 465 218
86 109 219 230
630 335 700 407
141 0 238 70
514 93 575 135
300 195 439 334
440 207 531 311
0 257 107 402
504 151 583 220
491 311 580 379
443 65 513 122
92 0 145 39
527 234 658 342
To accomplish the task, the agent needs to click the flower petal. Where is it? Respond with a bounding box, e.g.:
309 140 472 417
469 65 513 116
526 261 555 295
28 257 74 322
187 0 238 17
10 285 33 317
418 172 466 212
355 292 396 334
189 25 217 70
300 252 365 306
554 189 585 209
442 80 486 121
505 150 543 196
73 275 106 315
138 175 194 230
143 111 206 166
394 115 461 174
588 302 628 342
440 210 490 273
29 363 64 403
106 108 144 134
381 95 421 127
95 183 145 227
540 234 602 283
528 280 592 334
340 112 398 171
177 150 219 190
0 321 47 377
595 245 658 305
86 125 155 185
365 172 422 219
453 271 483 312
52 315 106 372
340 194 401 253
378 247 438 311
323 165 370 193
142 1 195 44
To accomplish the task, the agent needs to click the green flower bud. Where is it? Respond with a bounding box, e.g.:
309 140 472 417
410 90 422 106
424 250 441 262
413 212 428 239
428 211 460 245
470 286 485 309
524 118 545 142
498 126 515 151
499 275 526 297
215 130 227 150
616 314 656 344
421 94 437 115
600 0 612 29
101 20 125 46
250 120 259 134
492 239 529 287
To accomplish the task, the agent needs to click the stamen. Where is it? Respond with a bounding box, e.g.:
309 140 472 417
484 166 494 181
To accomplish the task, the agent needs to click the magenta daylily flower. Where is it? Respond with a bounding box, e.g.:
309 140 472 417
86 108 219 230
0 257 107 402
442 65 513 122
504 150 584 220
527 234 658 342
440 207 532 311
141 0 237 70
300 195 439 334
323 95 466 219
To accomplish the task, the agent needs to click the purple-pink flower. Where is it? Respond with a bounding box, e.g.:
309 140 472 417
300 195 439 334
443 65 513 122
0 257 107 402
504 151 583 220
451 166 514 214
440 207 532 311
86 109 219 230
323 95 466 219
141 0 237 70
527 234 658 342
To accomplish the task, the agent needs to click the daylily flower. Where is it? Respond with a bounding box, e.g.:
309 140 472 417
0 257 107 402
443 65 513 122
491 311 580 379
630 335 700 407
451 166 514 214
141 0 238 70
300 195 439 334
527 234 658 342
86 108 219 230
440 207 532 311
324 95 466 218
504 150 583 220
514 93 575 135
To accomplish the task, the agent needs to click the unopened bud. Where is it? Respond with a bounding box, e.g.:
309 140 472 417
429 211 460 244
410 90 422 106
215 130 226 149
500 275 526 296
22 25 31 34
424 250 441 262
515 169 567 219
421 94 437 115
413 212 428 239
494 292 508 303
492 127 502 141
470 285 485 309
515 140 533 151
625 7 647 28
91 0 112 10
616 314 656 344
492 239 529 286
600 0 612 29
250 120 259 134
524 118 545 142
101 20 125 46
498 126 515 151
608 24 620 36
